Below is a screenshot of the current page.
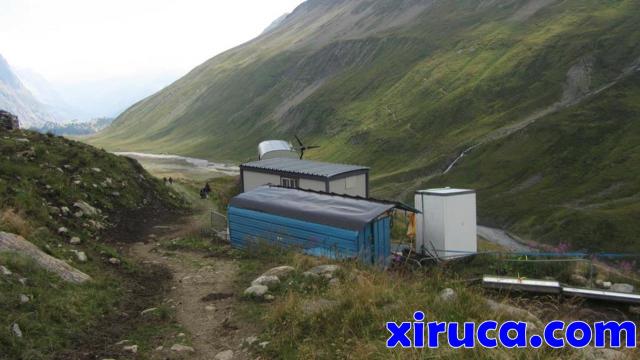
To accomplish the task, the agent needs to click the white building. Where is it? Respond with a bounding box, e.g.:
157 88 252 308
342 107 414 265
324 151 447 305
414 188 477 259
240 158 369 197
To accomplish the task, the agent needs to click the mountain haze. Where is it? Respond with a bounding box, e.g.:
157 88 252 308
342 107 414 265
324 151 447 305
0 54 61 128
90 0 640 251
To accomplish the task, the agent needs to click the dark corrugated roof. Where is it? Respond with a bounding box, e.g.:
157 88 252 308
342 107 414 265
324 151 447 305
241 158 368 178
230 186 393 230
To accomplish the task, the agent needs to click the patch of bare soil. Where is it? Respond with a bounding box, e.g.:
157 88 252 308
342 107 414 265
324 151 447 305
131 241 254 360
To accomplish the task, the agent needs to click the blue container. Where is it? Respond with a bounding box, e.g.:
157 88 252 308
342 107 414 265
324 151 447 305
227 186 393 266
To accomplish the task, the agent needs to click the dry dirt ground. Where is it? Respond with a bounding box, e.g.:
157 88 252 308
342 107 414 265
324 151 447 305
129 226 254 360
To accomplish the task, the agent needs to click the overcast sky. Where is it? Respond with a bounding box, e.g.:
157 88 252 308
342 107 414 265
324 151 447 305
0 0 304 84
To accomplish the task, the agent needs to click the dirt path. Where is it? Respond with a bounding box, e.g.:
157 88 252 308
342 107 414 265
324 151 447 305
130 232 252 359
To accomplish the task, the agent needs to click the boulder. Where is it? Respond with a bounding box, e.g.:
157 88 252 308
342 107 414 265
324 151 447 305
262 265 295 278
485 299 541 327
57 227 68 235
73 201 99 217
69 237 81 245
0 231 91 283
11 323 22 337
603 281 612 289
328 278 341 288
122 345 138 353
570 274 588 286
141 307 158 316
214 350 234 360
1 265 12 275
244 285 268 297
171 344 195 352
74 251 88 262
251 275 280 288
19 294 29 303
304 264 340 279
611 283 634 294
108 257 121 265
439 288 456 302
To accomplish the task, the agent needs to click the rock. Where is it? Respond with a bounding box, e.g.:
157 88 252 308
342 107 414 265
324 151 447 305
0 232 91 283
75 251 88 262
48 206 61 216
115 339 130 345
74 211 84 218
69 237 81 245
0 110 20 130
57 227 68 235
1 265 12 275
328 278 341 288
111 191 120 197
205 305 216 312
91 167 102 173
16 138 29 143
611 283 634 294
603 281 612 289
88 220 105 230
485 299 541 326
141 307 158 315
264 294 275 301
595 279 604 287
259 341 270 348
11 323 22 337
244 336 258 346
73 201 99 217
570 274 588 286
18 277 27 285
262 265 295 278
244 285 268 297
214 350 234 360
251 275 280 288
439 288 456 301
304 264 340 279
60 206 70 216
155 346 164 351
122 345 138 353
19 294 29 303
170 344 194 352
108 257 121 265
177 332 186 338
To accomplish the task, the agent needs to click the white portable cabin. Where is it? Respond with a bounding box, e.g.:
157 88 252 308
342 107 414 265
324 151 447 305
240 158 370 197
414 188 477 259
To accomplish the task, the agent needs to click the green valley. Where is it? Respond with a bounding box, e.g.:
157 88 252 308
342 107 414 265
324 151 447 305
89 0 640 252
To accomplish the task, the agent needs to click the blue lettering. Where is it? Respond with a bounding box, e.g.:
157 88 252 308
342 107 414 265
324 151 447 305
476 320 498 348
566 321 592 348
594 321 637 348
414 311 425 348
544 320 565 348
427 322 446 348
386 322 412 348
498 321 527 348
447 322 476 348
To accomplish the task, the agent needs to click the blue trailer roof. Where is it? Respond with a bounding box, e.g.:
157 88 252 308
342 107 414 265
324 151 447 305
229 186 394 231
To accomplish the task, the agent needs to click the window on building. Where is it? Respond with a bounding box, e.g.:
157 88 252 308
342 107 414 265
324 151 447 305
281 177 299 189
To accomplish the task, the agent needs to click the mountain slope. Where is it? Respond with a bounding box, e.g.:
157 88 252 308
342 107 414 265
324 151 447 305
90 0 640 251
0 54 60 128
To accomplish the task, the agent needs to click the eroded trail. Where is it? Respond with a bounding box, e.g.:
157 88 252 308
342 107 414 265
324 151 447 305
130 234 251 359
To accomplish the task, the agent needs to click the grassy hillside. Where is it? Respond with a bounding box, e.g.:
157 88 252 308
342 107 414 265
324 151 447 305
0 129 186 358
89 0 640 251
